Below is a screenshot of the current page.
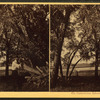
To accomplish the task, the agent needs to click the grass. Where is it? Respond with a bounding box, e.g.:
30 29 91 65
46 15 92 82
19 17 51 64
51 76 100 91
0 65 49 91
0 76 26 91
0 75 49 91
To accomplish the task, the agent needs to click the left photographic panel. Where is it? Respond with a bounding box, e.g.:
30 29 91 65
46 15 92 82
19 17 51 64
0 4 49 91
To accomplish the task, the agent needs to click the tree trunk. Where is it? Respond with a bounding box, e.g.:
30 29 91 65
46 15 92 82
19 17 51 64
66 49 78 80
5 47 9 77
65 35 84 80
50 41 62 88
95 49 99 78
5 30 9 77
93 28 99 78
59 57 63 78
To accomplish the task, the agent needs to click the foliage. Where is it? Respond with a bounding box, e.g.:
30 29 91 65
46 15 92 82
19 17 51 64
22 65 49 91
0 5 49 68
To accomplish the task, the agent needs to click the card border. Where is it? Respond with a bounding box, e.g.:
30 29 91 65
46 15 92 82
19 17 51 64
0 2 100 98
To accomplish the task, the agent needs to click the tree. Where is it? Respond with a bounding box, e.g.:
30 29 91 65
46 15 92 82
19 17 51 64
77 5 100 77
50 5 80 88
0 5 20 77
64 5 100 79
0 5 49 78
8 5 49 68
62 5 100 80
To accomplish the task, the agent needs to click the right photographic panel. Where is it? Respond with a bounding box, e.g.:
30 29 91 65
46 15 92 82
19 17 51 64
50 5 100 91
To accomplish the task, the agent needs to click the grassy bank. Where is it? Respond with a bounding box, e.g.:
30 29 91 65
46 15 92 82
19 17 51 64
0 75 48 91
51 76 100 91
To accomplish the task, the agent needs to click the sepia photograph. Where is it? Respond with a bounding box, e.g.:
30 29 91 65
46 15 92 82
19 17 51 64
50 5 100 91
0 4 49 91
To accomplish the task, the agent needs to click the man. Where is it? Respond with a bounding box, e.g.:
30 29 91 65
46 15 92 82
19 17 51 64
12 59 20 91
12 59 20 71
